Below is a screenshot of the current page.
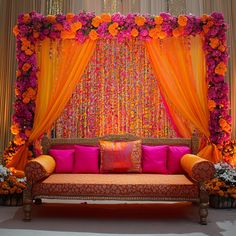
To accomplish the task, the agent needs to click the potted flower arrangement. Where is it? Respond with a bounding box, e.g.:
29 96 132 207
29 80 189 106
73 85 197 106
205 162 236 208
0 164 26 206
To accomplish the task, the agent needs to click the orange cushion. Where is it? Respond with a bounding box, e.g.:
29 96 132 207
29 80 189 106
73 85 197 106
99 140 142 173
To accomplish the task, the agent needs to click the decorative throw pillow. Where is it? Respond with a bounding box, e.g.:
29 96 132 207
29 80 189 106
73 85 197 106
167 146 191 174
142 145 168 174
48 149 74 173
73 145 99 173
99 140 142 173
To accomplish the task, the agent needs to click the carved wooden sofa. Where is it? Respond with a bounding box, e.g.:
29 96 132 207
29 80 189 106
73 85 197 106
24 134 215 224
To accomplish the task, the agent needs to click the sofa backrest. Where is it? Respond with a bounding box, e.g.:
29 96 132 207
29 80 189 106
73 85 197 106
41 133 199 155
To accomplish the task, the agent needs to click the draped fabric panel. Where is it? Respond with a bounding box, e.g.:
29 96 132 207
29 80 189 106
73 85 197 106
146 36 209 138
7 39 96 170
145 36 222 162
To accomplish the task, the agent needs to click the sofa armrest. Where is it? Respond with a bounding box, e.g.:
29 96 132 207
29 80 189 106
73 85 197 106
181 154 215 182
25 155 56 183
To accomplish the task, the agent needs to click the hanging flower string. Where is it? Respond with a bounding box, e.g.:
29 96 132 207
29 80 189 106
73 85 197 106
5 11 231 164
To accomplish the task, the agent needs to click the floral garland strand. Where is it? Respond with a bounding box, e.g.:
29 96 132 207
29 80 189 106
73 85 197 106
4 11 232 164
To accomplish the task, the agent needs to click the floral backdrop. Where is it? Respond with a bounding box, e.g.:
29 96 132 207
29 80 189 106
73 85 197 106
54 38 176 138
3 11 233 165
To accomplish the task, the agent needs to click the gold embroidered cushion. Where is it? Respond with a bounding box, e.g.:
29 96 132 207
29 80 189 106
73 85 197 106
99 140 142 173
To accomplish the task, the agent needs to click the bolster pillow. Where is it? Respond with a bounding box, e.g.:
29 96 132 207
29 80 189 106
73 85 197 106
181 154 215 182
25 155 56 183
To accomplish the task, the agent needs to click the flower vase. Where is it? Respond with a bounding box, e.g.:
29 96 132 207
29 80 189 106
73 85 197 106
209 195 236 208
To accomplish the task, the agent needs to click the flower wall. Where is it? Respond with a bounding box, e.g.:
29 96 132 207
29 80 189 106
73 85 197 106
5 11 232 164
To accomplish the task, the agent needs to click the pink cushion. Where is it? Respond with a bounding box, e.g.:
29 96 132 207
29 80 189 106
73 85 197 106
167 146 191 174
48 149 74 173
142 145 168 173
73 145 99 173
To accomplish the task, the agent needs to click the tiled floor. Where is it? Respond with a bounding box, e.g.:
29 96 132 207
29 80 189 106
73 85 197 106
0 201 235 236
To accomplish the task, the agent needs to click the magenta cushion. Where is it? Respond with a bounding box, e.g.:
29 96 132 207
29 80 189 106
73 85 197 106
167 146 191 174
142 145 168 173
73 145 99 173
48 149 74 173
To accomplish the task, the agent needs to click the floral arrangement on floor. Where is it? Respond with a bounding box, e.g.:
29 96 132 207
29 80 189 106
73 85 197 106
3 11 231 165
205 162 236 199
0 164 26 195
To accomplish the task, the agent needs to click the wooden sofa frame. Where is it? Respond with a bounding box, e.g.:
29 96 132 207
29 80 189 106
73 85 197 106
23 133 211 224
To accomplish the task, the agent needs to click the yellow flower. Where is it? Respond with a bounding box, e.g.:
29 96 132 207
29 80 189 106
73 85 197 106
178 15 188 27
13 25 19 36
172 27 183 37
157 31 167 39
149 28 159 39
89 30 98 40
11 123 20 135
14 135 25 146
135 16 146 26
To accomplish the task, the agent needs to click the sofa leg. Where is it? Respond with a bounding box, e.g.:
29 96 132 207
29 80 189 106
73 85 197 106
199 182 209 225
23 186 32 221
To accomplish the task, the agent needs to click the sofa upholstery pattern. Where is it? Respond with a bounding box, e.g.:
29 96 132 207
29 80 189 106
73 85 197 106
23 133 215 225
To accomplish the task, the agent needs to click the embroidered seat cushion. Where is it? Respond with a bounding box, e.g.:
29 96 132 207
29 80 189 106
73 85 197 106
32 173 199 199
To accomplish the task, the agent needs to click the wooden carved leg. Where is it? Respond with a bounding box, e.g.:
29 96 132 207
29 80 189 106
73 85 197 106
23 183 32 221
199 182 209 225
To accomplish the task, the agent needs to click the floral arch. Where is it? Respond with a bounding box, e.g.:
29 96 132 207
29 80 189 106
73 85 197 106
5 11 231 170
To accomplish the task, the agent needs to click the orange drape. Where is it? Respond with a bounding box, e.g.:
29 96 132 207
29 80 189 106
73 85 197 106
7 39 96 170
145 36 221 162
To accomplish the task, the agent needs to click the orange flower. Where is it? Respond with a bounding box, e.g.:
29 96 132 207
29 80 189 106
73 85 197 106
23 97 30 104
108 23 119 36
14 135 25 146
61 30 75 39
149 28 160 39
157 31 167 39
178 15 188 27
209 38 220 49
33 31 40 38
135 16 146 26
13 25 19 36
11 123 20 135
108 22 119 30
172 27 183 37
71 22 82 32
219 118 231 133
22 63 31 72
16 69 21 77
203 25 209 34
92 16 102 28
208 100 216 111
215 62 227 75
47 15 56 23
154 16 163 25
131 28 139 37
218 45 226 52
207 20 214 27
109 28 118 36
101 13 111 23
27 87 36 97
200 14 209 23
89 30 98 40
66 13 75 22
15 88 20 96
54 23 63 31
25 129 32 137
22 13 30 23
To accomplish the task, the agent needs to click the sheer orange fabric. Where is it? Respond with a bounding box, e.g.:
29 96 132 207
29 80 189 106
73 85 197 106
7 39 96 170
146 36 221 162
